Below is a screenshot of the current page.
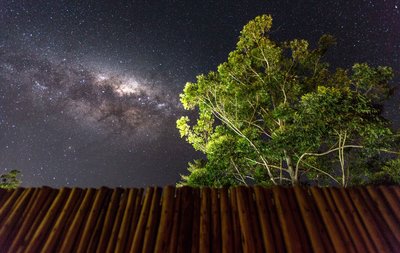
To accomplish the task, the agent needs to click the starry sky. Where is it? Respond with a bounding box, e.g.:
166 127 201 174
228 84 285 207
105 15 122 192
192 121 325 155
0 0 399 187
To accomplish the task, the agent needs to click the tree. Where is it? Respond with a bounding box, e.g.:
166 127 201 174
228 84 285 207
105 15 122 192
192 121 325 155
0 170 22 189
177 14 399 187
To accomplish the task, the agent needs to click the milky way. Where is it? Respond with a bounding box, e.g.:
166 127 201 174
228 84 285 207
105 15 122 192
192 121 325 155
0 40 191 187
0 44 179 142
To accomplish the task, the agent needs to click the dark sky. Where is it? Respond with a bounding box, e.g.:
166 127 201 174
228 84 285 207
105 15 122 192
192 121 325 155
0 0 399 187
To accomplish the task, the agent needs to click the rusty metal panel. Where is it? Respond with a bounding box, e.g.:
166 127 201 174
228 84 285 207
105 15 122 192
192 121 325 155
0 186 398 253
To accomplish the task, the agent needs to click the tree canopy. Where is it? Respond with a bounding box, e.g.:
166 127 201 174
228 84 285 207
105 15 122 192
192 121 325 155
177 14 399 187
0 170 21 189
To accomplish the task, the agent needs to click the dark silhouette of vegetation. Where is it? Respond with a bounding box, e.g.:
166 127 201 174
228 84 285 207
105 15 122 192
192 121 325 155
0 170 21 189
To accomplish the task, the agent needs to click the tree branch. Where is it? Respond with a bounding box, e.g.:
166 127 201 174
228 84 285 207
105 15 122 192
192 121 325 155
295 144 364 179
231 158 247 185
202 99 277 184
301 160 340 185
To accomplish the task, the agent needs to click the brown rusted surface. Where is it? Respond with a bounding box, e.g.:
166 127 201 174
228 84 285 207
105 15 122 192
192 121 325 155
154 186 175 253
220 188 233 253
0 186 398 253
199 187 211 253
293 187 330 253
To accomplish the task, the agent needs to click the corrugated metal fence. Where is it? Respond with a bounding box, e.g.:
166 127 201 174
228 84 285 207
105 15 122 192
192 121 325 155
0 186 399 252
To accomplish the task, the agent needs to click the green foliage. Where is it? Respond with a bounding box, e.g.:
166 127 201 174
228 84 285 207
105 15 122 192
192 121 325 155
378 159 400 184
0 170 21 189
177 14 398 187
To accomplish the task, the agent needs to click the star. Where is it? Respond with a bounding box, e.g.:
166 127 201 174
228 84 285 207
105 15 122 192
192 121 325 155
0 0 397 187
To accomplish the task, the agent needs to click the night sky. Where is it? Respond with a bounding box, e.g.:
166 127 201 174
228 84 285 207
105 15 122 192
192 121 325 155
0 1 399 187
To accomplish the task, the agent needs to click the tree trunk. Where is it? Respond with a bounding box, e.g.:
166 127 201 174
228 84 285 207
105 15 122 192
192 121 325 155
284 150 297 185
